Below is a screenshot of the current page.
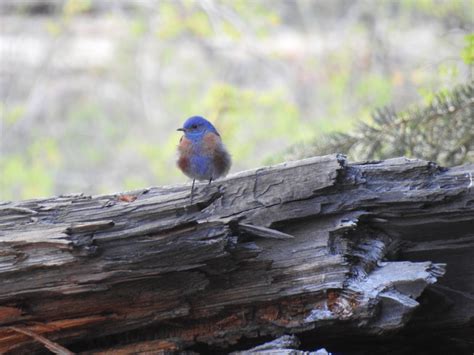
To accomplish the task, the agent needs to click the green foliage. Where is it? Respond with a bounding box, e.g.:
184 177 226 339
2 0 472 200
356 74 393 108
1 103 25 126
156 1 279 40
401 0 471 21
0 137 60 200
282 82 474 167
203 83 313 167
461 34 474 65
63 0 92 17
157 3 212 39
130 17 147 37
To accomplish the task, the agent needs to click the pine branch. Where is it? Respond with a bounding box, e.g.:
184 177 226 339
285 82 474 166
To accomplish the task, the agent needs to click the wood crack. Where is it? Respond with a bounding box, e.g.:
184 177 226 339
0 154 472 353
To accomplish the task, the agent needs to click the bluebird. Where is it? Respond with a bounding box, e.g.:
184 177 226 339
177 116 231 203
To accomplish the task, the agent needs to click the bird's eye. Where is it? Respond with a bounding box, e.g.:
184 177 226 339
191 124 198 129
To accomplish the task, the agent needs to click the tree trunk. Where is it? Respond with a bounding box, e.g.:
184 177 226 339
1 154 473 354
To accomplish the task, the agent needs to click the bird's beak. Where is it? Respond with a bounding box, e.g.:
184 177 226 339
177 128 185 132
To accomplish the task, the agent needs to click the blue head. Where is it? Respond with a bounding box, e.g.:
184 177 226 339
177 116 219 141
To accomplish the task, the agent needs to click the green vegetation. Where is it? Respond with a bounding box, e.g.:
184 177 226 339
462 34 474 65
278 82 473 167
1 1 472 200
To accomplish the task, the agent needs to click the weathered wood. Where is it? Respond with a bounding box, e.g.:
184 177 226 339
230 334 330 355
0 155 473 354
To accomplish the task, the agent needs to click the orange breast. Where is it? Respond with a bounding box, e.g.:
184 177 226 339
177 155 190 174
202 132 221 154
177 136 192 174
178 136 193 154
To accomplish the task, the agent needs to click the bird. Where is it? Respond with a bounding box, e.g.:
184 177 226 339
177 116 231 203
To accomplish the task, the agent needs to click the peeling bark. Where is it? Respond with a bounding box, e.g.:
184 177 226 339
0 155 473 354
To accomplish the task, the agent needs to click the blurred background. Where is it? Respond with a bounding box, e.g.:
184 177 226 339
0 0 472 200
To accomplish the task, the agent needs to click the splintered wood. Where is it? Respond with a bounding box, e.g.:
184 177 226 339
1 155 473 353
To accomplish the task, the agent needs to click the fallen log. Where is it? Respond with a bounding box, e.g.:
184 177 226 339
0 154 473 354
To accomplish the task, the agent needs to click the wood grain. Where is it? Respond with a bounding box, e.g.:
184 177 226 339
0 154 473 353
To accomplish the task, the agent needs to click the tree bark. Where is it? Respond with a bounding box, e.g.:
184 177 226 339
0 154 473 354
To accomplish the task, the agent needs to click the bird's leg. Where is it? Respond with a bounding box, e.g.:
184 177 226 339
208 177 213 185
190 178 195 204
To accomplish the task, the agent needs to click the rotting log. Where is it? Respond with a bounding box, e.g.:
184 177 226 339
0 154 473 354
